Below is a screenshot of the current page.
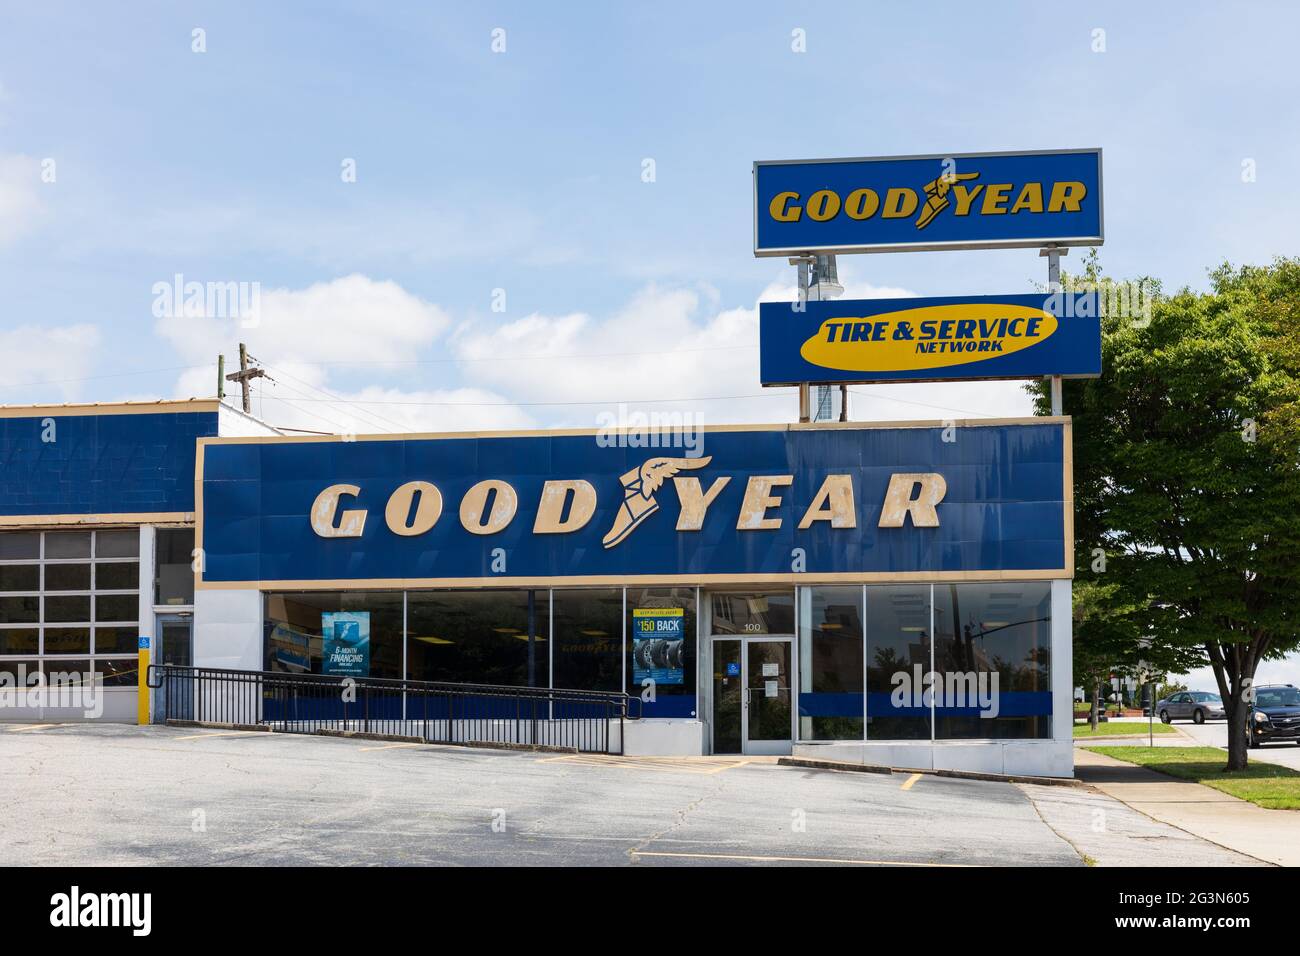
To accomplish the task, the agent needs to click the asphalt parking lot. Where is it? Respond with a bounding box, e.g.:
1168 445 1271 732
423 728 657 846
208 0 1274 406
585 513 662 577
0 724 1266 867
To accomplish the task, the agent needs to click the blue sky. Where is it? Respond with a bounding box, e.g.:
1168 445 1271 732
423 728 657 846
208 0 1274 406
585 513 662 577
1 2 1297 679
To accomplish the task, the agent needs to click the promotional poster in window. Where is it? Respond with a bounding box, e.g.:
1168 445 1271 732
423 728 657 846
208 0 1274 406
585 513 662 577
631 607 685 685
322 611 371 677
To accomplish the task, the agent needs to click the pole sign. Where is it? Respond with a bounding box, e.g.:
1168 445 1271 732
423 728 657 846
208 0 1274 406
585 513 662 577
753 149 1102 256
759 292 1101 386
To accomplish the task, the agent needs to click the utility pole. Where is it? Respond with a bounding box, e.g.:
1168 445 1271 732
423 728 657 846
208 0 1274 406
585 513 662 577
225 343 266 414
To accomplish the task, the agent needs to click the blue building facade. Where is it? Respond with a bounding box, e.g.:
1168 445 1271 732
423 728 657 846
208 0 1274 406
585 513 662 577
0 403 1074 776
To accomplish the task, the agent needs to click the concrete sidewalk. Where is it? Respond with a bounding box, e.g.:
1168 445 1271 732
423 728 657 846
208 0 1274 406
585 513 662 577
1074 748 1300 866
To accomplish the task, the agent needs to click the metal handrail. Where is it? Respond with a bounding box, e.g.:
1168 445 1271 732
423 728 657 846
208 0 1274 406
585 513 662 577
146 663 639 754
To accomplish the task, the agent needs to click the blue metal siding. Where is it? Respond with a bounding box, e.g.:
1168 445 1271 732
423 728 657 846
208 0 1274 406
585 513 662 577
0 412 217 517
200 423 1068 584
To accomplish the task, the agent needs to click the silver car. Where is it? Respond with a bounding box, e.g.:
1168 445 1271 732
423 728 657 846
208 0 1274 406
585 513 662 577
1157 691 1226 724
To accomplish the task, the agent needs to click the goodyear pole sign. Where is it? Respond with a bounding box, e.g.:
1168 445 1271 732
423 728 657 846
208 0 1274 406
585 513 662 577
760 293 1101 386
754 149 1102 256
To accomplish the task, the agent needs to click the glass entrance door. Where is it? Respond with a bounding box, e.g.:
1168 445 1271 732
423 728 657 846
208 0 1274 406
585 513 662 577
711 637 794 755
155 614 194 721
743 639 793 755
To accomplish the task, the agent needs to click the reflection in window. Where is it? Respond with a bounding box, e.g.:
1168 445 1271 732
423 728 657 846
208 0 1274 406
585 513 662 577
94 658 139 687
154 529 195 605
264 591 403 680
865 585 932 740
709 591 794 635
626 587 696 715
933 583 1051 740
405 590 545 687
798 586 863 740
553 589 623 693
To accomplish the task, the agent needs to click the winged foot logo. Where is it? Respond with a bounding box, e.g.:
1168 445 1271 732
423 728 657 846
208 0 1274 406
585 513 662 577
602 456 711 548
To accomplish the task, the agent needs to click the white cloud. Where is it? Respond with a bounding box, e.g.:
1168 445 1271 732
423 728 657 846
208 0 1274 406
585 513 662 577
152 272 1036 434
453 275 1033 428
0 323 101 401
0 154 43 244
159 273 451 376
160 274 532 433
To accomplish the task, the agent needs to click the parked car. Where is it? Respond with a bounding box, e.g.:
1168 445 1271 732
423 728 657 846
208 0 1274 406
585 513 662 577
1156 691 1226 724
1248 684 1300 748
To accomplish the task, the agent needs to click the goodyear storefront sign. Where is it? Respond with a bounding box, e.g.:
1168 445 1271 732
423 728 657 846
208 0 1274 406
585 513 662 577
195 421 1070 588
760 292 1101 386
754 149 1103 255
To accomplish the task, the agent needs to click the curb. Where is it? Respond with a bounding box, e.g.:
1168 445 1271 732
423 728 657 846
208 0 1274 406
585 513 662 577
165 719 270 733
315 728 424 744
778 755 1085 787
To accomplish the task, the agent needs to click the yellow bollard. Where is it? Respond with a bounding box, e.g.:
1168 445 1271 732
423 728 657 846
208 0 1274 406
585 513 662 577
137 636 150 725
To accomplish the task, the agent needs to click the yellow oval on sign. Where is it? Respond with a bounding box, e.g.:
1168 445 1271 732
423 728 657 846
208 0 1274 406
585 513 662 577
799 303 1058 372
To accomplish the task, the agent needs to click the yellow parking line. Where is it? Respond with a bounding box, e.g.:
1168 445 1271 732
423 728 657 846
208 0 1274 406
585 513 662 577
900 773 923 791
6 723 64 732
174 731 264 741
630 850 969 867
358 742 424 752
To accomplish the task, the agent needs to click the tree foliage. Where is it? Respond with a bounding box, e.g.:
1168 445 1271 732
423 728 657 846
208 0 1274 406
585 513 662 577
1032 256 1300 768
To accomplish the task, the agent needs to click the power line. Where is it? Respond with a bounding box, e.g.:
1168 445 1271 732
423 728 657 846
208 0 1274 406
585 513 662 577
259 363 411 434
305 344 759 366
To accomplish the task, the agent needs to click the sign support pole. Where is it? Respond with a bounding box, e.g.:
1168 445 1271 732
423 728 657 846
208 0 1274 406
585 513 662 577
790 256 813 423
1041 246 1067 415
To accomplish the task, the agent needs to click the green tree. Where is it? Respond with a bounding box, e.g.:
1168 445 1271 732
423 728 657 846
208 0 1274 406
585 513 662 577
1033 257 1300 769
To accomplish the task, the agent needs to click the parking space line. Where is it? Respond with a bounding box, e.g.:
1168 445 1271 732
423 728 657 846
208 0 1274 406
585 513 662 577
630 850 969 867
900 773 923 791
358 742 424 752
5 723 65 732
174 731 265 741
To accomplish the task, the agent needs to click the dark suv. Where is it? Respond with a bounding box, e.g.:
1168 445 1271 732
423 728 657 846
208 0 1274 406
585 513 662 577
1248 684 1300 748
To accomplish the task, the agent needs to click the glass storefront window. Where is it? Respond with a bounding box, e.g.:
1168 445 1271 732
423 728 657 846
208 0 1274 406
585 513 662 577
0 564 38 591
43 627 91 654
0 533 39 560
0 628 39 655
709 591 794 635
798 586 864 740
94 530 139 558
94 658 139 687
45 532 90 559
0 595 39 624
553 589 623 693
44 564 91 591
405 590 545 687
865 585 932 740
933 583 1052 739
264 591 403 680
95 626 139 655
154 529 195 605
626 587 697 716
97 562 139 591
